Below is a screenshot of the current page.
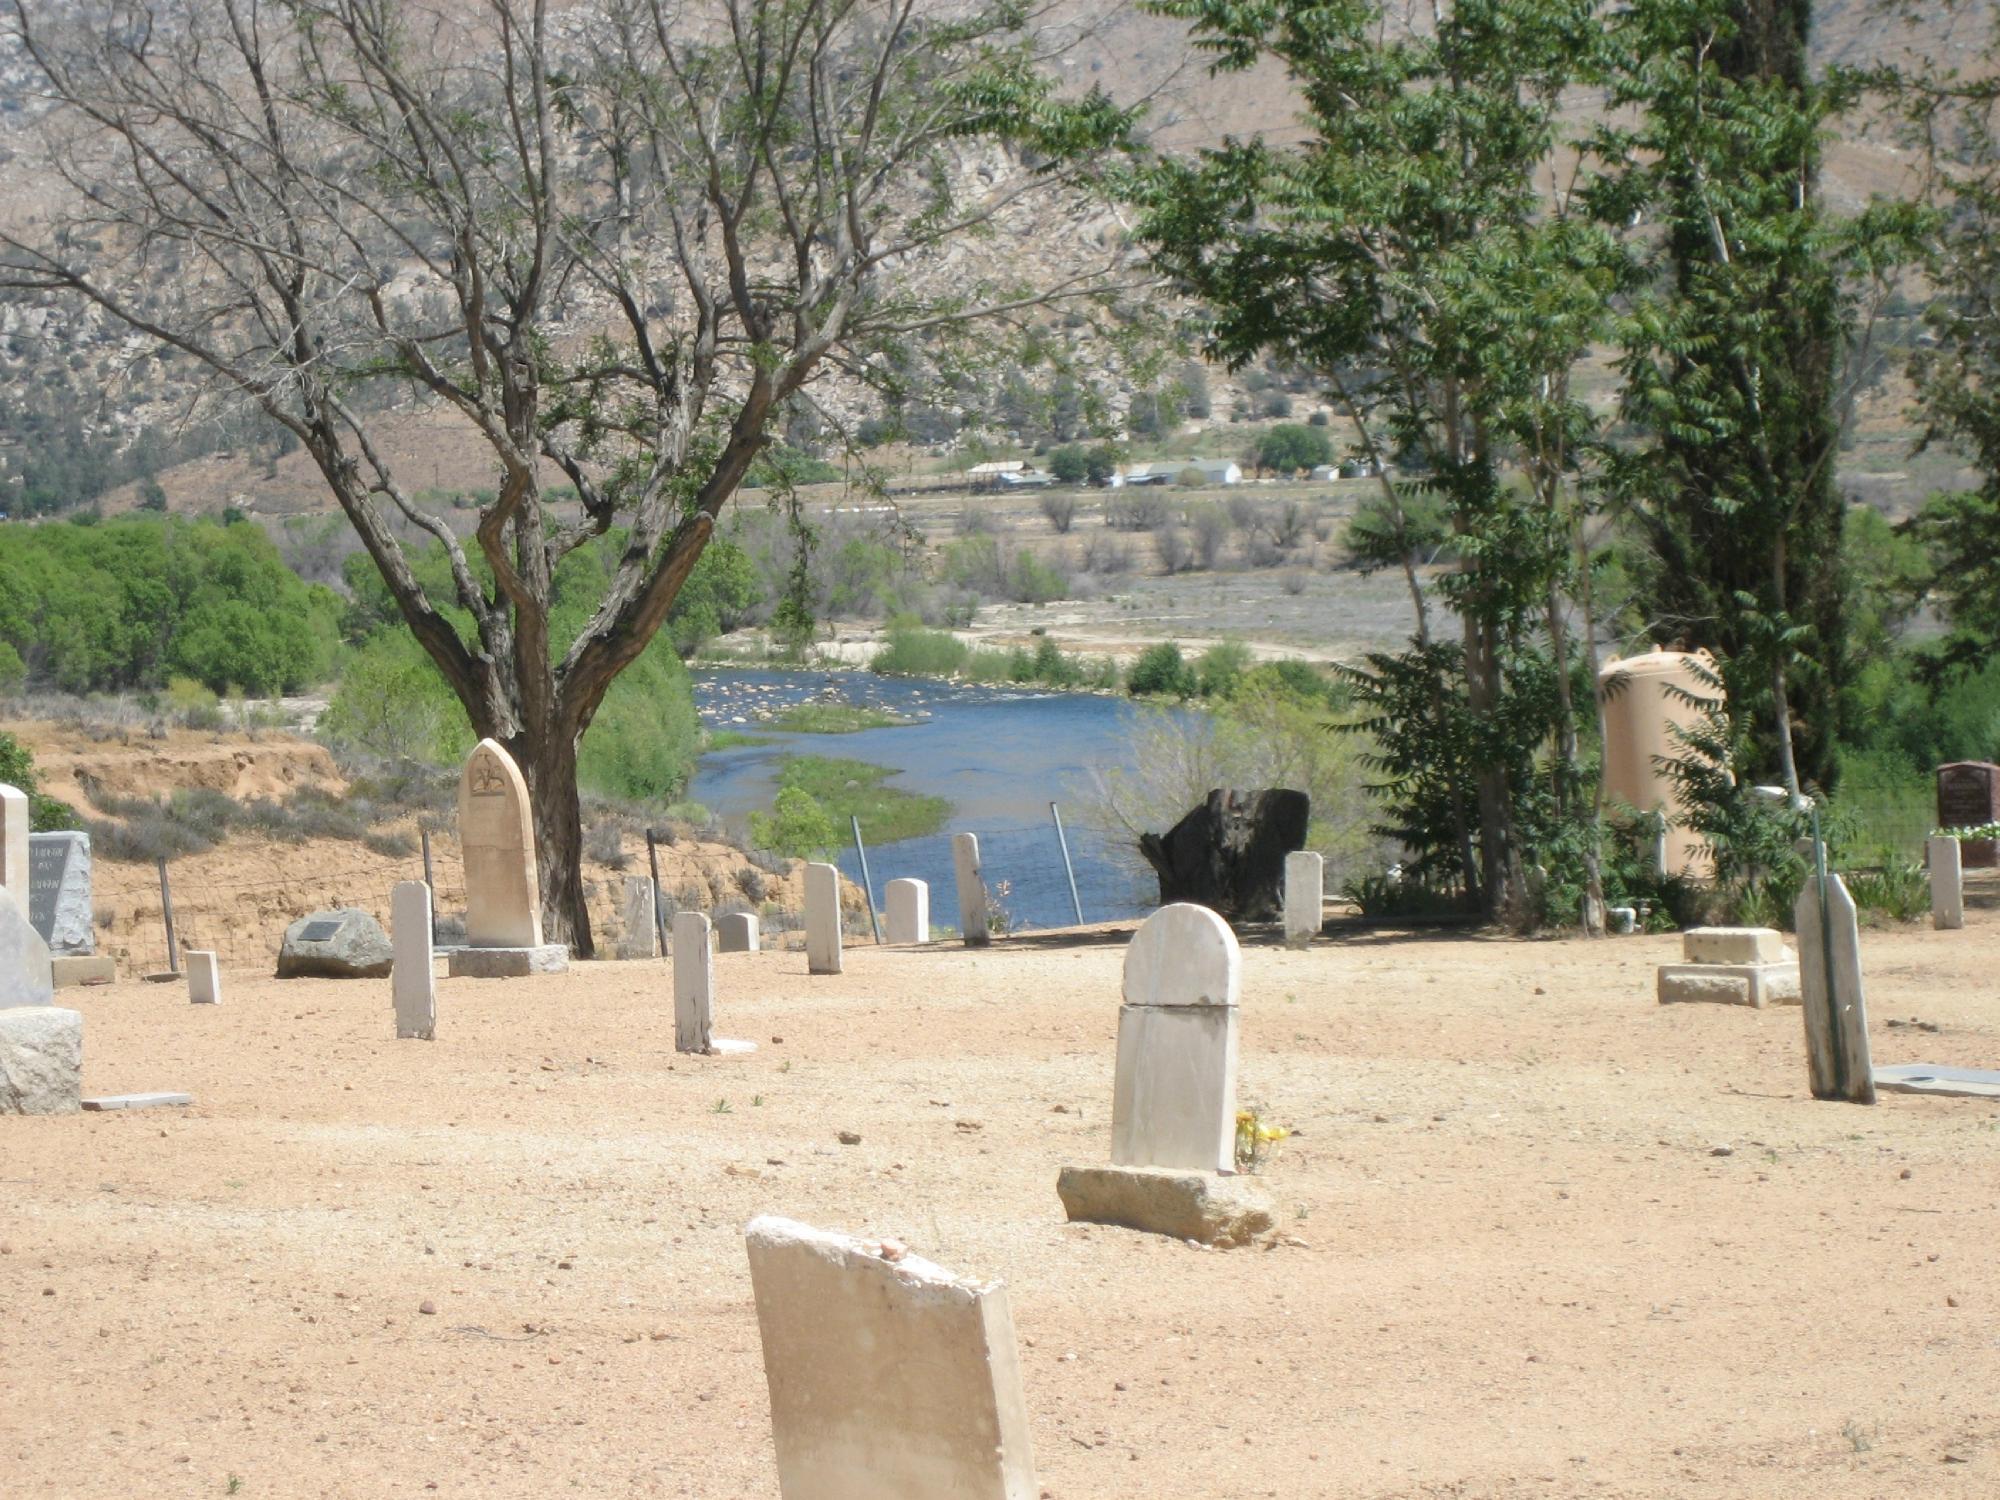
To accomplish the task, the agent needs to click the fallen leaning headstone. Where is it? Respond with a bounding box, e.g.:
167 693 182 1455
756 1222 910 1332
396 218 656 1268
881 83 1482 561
276 907 393 979
1056 1165 1274 1248
82 1092 192 1111
745 1215 1036 1500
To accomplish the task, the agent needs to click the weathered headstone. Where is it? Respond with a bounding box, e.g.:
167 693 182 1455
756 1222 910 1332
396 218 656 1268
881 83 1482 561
1138 787 1310 922
619 875 660 960
1936 761 2000 868
0 783 27 914
716 911 760 953
0 1004 82 1115
674 910 714 1054
1795 873 1875 1104
277 907 392 978
1657 925 1800 1007
28 831 93 955
885 878 929 946
952 833 989 947
1111 903 1240 1172
1930 834 1965 931
805 862 842 975
447 739 568 977
1282 850 1323 947
186 950 222 1006
745 1215 1036 1500
392 880 435 1041
0 888 53 1008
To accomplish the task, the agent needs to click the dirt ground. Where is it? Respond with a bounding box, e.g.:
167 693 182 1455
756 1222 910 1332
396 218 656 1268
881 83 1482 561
7 914 2000 1499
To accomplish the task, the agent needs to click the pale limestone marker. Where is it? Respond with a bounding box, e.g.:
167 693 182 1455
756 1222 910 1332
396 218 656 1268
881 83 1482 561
0 888 53 1008
0 1004 83 1114
745 1215 1036 1500
1930 835 1965 931
1796 873 1875 1104
952 832 990 947
1657 925 1800 1007
716 911 759 953
186 950 222 1005
1111 903 1240 1172
805 862 842 975
674 910 714 1054
620 875 660 959
447 739 567 977
0 783 27 914
1282 850 1323 947
885 878 929 945
391 880 435 1041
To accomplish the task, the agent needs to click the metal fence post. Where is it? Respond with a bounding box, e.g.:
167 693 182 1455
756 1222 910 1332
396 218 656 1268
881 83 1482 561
1051 802 1084 926
156 855 181 974
851 815 882 944
646 828 669 955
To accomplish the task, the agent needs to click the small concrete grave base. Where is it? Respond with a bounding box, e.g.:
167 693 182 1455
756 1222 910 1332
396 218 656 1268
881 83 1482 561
1657 925 1798 1007
1057 1164 1274 1247
1930 835 1965 931
1873 1064 2000 1100
1282 850 1323 947
885 877 929 945
1657 961 1801 1007
745 1214 1036 1500
619 876 660 960
0 1004 82 1114
277 907 393 978
82 1092 192 1111
952 832 990 947
716 912 759 953
186 951 222 1005
392 880 436 1040
50 954 115 989
804 862 842 975
446 944 568 978
0 888 53 1008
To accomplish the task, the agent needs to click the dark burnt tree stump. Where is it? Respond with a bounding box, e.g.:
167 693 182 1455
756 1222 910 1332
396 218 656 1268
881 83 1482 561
1138 788 1311 924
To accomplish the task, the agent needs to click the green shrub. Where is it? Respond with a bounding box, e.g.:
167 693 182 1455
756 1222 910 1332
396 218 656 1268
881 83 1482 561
748 785 840 859
1196 640 1253 699
318 633 475 765
871 619 970 677
1255 423 1333 473
164 675 224 730
1128 641 1198 699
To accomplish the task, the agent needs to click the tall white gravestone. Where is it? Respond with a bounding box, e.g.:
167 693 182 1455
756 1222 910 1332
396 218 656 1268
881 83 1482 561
1795 872 1875 1104
885 878 929 945
1111 903 1241 1172
952 833 990 947
447 739 568 977
805 862 843 975
620 875 660 959
391 880 436 1041
1282 850 1323 948
746 1216 1036 1500
674 910 714 1053
0 783 27 914
1930 834 1965 931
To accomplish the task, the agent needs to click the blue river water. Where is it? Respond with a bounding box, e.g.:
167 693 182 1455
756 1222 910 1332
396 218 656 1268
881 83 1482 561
687 668 1163 930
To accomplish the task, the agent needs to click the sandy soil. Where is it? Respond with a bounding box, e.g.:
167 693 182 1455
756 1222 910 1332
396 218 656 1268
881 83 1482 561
8 913 2000 1498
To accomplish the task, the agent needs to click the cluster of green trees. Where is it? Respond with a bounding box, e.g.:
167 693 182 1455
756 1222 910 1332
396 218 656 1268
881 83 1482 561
0 515 340 696
1127 0 1980 927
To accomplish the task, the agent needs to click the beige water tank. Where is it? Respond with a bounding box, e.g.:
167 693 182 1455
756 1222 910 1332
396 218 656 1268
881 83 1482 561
1597 649 1719 878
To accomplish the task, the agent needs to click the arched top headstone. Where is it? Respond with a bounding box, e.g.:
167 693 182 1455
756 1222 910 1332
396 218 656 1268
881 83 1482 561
458 738 542 949
1122 902 1240 1008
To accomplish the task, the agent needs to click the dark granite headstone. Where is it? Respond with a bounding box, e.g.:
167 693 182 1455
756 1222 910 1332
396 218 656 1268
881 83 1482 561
1936 761 2000 869
1138 788 1311 924
28 831 93 955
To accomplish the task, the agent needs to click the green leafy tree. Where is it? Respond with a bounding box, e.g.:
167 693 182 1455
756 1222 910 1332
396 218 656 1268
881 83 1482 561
1128 641 1198 699
749 786 840 861
2 1 1133 953
1254 424 1331 475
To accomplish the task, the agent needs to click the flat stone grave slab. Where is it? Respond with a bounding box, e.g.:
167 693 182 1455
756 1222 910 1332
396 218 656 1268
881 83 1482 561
1057 1164 1274 1247
51 954 115 989
1872 1064 2000 1099
446 944 568 978
82 1092 193 1111
1657 961 1800 1008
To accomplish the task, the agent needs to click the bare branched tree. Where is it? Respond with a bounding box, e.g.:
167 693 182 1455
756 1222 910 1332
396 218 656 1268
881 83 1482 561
1 0 1133 950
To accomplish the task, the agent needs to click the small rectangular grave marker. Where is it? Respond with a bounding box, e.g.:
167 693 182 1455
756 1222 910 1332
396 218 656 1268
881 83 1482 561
392 880 435 1041
885 878 929 945
674 910 713 1054
1795 872 1874 1104
619 875 659 960
186 950 222 1006
716 911 759 953
805 863 842 975
1282 850 1323 947
952 833 990 947
746 1215 1036 1500
1929 834 1965 931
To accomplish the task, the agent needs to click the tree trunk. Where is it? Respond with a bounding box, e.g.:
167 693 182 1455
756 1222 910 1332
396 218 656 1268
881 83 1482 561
1463 612 1524 925
518 726 593 957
